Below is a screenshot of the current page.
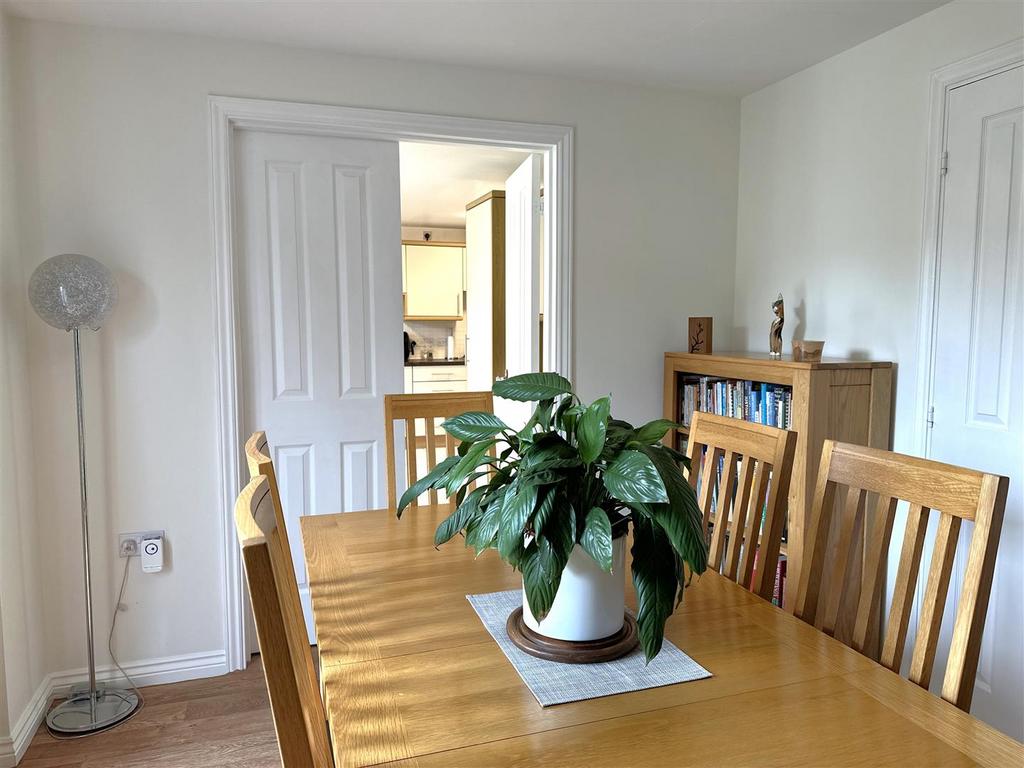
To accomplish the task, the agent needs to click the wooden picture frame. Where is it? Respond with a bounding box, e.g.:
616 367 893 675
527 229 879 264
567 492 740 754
688 317 713 354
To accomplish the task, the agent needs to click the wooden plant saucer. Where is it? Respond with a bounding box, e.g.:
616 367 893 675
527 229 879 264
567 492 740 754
505 607 639 664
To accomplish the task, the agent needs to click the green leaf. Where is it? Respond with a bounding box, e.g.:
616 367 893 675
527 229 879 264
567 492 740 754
396 455 460 517
549 497 577 558
465 497 503 555
553 395 575 431
560 404 584 437
493 372 574 402
442 411 509 442
638 444 708 575
443 439 496 495
530 488 556 535
631 515 678 662
577 396 611 464
580 507 613 572
634 418 679 445
434 487 485 546
603 423 634 453
602 450 668 503
521 469 561 486
497 482 538 561
522 542 563 620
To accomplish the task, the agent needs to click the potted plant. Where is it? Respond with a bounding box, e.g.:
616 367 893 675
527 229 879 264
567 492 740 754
396 372 708 662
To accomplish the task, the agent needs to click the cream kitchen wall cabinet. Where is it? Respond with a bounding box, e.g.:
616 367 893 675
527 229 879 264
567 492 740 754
404 243 465 319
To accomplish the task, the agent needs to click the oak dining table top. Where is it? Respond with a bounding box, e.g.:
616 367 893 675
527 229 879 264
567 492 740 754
300 504 1023 768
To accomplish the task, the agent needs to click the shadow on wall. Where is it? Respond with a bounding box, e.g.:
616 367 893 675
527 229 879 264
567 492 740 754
97 267 160 586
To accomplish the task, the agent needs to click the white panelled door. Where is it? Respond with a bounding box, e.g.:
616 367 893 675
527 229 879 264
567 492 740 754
503 154 542 427
929 64 1022 738
237 130 403 639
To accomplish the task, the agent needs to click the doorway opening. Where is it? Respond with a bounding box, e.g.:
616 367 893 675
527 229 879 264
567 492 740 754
210 96 573 671
398 141 545 415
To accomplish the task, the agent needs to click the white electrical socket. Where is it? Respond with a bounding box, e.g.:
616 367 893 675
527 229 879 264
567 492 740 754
119 530 163 558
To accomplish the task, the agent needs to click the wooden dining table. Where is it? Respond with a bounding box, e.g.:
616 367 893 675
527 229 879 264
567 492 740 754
300 504 1022 767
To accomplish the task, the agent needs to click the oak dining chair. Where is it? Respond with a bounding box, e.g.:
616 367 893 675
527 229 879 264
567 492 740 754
234 474 333 767
684 410 797 601
793 440 1009 712
384 391 494 511
244 431 298 578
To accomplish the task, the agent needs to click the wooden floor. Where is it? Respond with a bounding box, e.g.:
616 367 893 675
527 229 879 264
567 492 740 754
20 660 280 768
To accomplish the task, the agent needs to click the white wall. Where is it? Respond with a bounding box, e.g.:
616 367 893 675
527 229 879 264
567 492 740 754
734 0 1022 455
7 13 740 738
0 10 47 766
734 0 1023 739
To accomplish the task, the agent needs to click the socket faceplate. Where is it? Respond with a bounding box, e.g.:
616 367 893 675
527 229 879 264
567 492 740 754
118 530 164 558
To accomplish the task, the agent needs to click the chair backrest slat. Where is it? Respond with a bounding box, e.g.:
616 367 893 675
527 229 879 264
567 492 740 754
384 391 495 511
684 411 797 601
707 451 739 569
851 494 899 653
908 513 962 688
697 444 724 531
942 474 1007 709
722 456 756 581
880 503 930 673
234 475 332 767
737 459 771 591
794 440 1009 712
820 486 866 639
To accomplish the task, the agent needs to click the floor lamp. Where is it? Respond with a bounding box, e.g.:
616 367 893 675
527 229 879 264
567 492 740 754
28 254 141 736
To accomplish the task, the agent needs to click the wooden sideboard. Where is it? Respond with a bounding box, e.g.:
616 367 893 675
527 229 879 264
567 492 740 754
663 352 893 643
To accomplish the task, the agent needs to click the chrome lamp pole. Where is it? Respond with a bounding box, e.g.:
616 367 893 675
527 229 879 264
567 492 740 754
28 254 140 736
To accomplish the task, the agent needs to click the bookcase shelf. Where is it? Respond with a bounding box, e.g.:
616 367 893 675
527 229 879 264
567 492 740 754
664 351 892 639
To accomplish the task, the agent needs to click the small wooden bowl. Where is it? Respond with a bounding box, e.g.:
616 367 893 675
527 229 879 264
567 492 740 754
792 340 824 362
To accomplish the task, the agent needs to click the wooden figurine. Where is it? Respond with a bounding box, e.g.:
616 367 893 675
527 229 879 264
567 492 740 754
687 317 713 354
769 294 784 357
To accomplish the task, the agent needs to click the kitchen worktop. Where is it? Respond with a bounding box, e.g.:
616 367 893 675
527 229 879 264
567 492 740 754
405 358 466 367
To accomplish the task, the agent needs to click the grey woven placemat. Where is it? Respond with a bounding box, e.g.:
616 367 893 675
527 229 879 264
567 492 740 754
467 590 711 707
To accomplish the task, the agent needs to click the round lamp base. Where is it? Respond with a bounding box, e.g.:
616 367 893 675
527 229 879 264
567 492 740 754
45 688 140 737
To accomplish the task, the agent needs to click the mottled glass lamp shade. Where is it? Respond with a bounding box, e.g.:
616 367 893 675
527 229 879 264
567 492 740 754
28 253 118 331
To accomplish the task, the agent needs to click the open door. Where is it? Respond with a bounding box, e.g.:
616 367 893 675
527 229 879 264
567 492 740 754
237 130 403 642
501 154 542 427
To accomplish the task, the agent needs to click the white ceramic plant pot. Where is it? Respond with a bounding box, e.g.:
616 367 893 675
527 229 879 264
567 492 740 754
522 536 627 641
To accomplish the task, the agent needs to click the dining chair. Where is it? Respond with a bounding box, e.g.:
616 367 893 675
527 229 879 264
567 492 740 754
684 410 797 601
793 440 1009 712
384 390 494 512
234 474 333 767
244 431 299 577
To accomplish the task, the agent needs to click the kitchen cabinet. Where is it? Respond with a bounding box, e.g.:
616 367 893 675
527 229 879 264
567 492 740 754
465 191 505 388
404 243 465 319
407 363 467 393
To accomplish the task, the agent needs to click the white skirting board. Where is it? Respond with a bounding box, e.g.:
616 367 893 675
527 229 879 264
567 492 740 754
0 650 227 767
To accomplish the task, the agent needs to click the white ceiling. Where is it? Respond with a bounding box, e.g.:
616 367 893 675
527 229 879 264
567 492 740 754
3 0 950 95
400 142 530 228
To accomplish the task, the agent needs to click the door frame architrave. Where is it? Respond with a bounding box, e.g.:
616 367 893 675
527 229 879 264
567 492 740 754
209 95 574 671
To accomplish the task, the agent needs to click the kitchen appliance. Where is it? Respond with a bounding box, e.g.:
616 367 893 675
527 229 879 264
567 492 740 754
404 331 416 362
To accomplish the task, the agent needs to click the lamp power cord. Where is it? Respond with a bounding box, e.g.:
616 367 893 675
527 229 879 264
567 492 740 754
107 556 145 710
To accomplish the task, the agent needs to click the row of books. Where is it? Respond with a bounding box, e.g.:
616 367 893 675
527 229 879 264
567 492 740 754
706 516 788 607
679 377 793 430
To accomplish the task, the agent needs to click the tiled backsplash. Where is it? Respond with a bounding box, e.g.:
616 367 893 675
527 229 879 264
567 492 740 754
404 318 466 360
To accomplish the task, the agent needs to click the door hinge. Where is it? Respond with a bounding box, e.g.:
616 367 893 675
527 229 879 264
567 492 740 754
926 405 935 428
534 198 544 216
939 151 949 176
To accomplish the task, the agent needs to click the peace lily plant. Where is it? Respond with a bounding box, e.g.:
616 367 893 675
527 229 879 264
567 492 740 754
396 372 709 661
